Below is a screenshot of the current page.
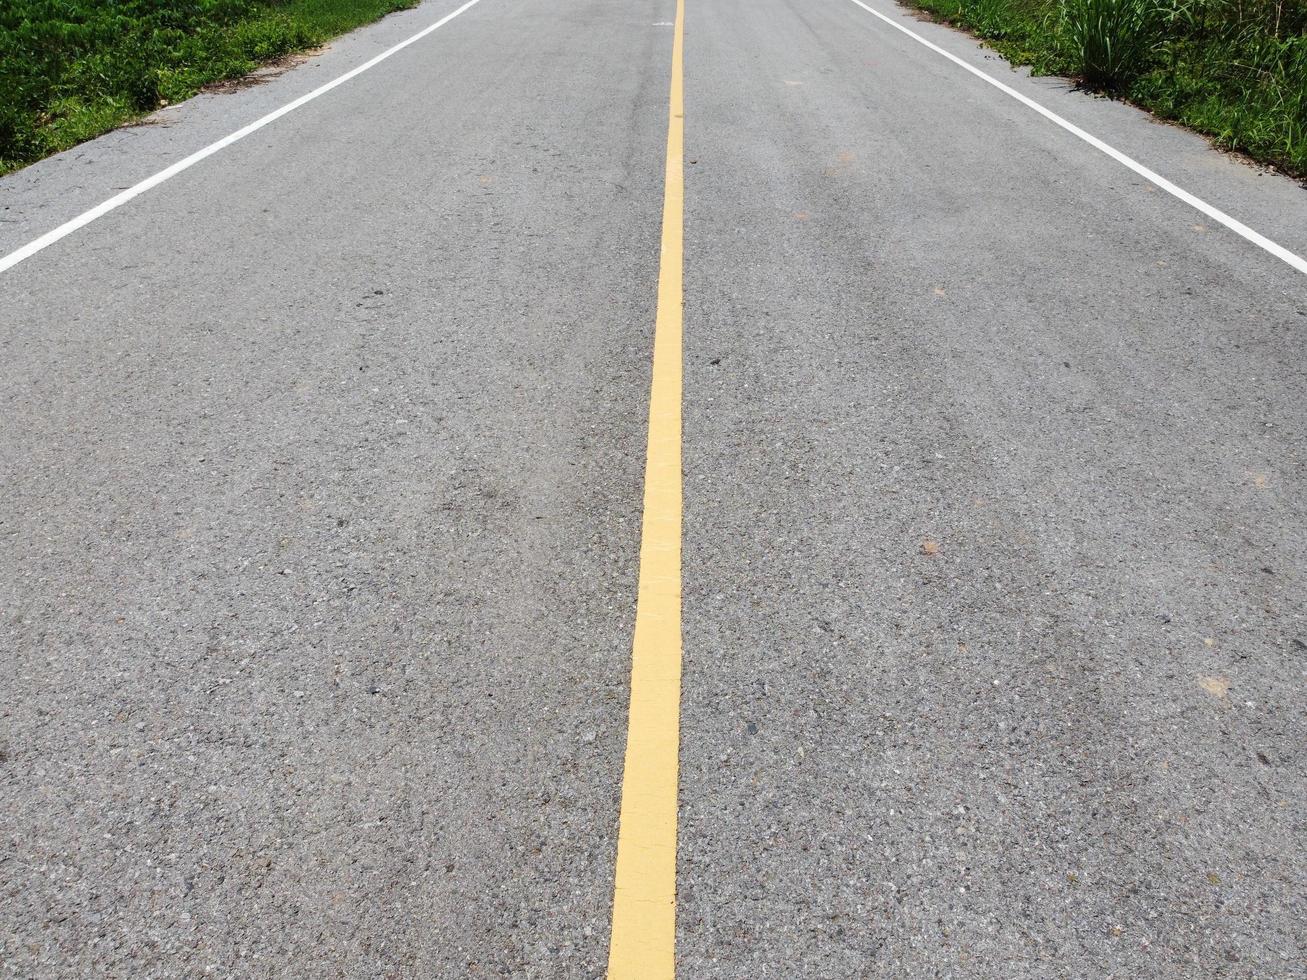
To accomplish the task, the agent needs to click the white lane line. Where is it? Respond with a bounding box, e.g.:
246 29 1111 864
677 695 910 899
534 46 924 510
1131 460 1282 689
845 0 1307 277
0 0 486 276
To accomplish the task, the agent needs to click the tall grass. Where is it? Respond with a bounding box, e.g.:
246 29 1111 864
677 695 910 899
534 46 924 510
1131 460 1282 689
904 0 1307 175
1061 0 1156 87
0 0 417 175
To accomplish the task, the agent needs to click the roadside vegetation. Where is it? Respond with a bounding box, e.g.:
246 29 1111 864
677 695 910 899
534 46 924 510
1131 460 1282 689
0 0 417 175
903 0 1307 177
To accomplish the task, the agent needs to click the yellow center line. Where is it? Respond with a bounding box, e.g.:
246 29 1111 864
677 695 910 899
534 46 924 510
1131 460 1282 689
606 0 685 975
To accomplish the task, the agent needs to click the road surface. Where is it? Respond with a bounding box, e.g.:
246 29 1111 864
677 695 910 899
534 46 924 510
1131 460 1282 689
1 0 1305 975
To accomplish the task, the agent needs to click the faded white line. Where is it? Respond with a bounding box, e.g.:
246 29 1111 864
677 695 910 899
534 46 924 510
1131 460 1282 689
845 0 1307 277
0 0 486 276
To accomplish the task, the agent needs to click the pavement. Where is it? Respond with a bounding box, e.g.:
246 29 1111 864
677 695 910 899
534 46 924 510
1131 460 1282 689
1 0 1305 975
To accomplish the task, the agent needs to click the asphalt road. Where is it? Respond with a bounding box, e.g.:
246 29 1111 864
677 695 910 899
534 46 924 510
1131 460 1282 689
1 0 1305 975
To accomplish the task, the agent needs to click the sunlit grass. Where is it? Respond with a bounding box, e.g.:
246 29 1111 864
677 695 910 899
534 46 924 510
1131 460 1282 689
0 0 418 175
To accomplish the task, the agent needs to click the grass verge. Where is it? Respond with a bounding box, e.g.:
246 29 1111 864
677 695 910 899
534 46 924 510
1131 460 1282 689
900 0 1307 178
0 0 419 176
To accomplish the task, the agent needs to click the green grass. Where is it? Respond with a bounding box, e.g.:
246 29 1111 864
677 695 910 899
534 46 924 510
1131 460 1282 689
902 0 1307 177
0 0 418 175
